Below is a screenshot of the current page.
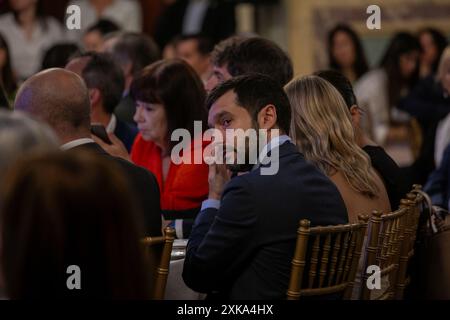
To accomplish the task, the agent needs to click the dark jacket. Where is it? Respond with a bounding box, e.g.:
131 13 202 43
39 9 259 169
183 142 348 299
114 118 138 153
69 142 162 237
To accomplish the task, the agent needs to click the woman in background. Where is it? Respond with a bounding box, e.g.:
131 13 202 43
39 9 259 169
286 75 391 223
0 0 64 80
327 24 369 84
355 32 420 145
417 27 448 79
95 59 209 239
0 151 152 299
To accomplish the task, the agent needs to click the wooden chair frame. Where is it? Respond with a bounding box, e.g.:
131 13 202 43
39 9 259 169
141 227 176 300
287 216 368 300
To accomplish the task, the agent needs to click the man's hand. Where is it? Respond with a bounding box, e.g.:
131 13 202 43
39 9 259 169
92 132 131 162
208 163 231 200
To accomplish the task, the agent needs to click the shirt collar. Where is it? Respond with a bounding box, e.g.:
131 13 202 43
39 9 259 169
106 114 117 133
60 138 95 151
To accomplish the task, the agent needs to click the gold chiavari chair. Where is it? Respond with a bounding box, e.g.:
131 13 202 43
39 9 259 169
141 227 176 300
287 216 368 300
360 206 409 300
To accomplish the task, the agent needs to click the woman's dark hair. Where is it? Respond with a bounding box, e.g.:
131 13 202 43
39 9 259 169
418 27 448 74
11 0 48 31
0 151 152 299
327 24 369 81
0 32 17 97
380 32 421 111
130 59 207 150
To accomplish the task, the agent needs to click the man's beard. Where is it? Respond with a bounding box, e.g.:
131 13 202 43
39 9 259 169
225 123 263 174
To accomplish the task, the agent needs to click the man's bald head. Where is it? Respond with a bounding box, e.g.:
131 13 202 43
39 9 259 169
14 68 91 141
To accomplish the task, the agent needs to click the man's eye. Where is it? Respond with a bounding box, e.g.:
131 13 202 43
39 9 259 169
222 119 231 127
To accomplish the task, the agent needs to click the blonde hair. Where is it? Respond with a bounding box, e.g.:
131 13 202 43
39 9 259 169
285 75 379 198
436 46 450 83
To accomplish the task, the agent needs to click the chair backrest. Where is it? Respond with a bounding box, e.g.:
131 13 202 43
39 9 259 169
287 216 368 300
141 227 176 300
394 185 423 299
360 206 409 300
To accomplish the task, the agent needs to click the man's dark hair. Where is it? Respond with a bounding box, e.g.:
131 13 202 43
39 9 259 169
41 43 80 70
314 70 357 109
73 52 125 114
175 33 214 56
211 36 293 87
108 32 161 77
206 73 292 134
86 19 120 36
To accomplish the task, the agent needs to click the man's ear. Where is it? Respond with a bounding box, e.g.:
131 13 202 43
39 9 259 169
257 104 278 130
349 105 361 127
89 88 101 108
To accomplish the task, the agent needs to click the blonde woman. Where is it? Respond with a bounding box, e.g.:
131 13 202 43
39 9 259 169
285 75 391 223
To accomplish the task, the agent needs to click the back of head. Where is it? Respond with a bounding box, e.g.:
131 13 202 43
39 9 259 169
0 151 151 299
86 19 120 37
130 59 207 148
41 43 80 70
175 33 214 56
212 36 293 87
285 75 378 197
72 52 125 114
206 73 292 134
13 68 91 140
0 110 58 175
314 70 358 109
106 32 160 77
380 32 420 71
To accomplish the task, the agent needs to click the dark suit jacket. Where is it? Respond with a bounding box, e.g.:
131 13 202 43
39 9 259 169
154 0 236 48
183 142 348 299
69 142 162 237
114 118 138 153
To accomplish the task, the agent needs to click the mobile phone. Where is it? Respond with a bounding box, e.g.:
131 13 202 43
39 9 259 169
91 124 112 144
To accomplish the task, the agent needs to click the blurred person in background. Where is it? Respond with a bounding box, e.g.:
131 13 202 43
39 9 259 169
102 32 160 125
41 43 80 70
154 0 236 53
0 110 58 177
417 27 448 79
206 36 293 93
327 24 369 84
0 151 152 299
83 19 119 52
174 33 213 84
398 46 450 186
355 32 421 146
67 0 142 42
0 33 17 102
66 52 138 152
0 0 64 80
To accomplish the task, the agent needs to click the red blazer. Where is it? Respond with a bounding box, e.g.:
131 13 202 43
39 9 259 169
131 134 209 213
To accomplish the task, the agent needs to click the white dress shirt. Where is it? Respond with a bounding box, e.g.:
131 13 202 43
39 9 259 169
60 138 95 151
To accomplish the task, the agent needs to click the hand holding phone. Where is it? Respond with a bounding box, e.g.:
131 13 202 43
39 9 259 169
91 124 112 145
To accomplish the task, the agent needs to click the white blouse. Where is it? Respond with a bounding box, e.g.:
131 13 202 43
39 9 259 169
0 13 64 81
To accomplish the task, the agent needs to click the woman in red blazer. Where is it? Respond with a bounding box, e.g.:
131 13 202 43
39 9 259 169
129 59 209 238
